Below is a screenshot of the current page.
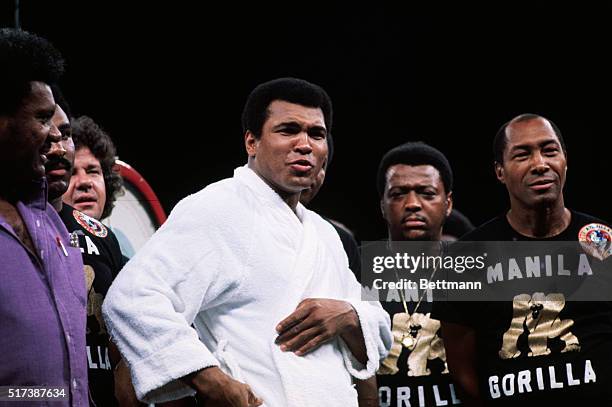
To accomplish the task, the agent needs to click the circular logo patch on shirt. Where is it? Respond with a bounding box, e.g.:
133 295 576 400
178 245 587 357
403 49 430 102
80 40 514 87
73 210 108 238
578 223 611 260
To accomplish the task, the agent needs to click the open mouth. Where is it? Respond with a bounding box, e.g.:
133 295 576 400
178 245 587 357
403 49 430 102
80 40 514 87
289 159 314 172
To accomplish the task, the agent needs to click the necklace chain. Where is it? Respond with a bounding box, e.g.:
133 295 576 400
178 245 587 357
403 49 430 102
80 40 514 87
387 241 443 349
394 260 438 317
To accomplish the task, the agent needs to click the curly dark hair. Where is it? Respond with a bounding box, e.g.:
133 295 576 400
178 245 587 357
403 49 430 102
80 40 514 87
0 28 64 114
71 116 123 219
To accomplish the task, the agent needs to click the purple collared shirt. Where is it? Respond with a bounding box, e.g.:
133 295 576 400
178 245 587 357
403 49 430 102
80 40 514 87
0 181 88 406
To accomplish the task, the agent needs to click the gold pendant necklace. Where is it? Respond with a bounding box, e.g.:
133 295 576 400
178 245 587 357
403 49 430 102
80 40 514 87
401 335 416 349
401 323 423 350
391 241 442 350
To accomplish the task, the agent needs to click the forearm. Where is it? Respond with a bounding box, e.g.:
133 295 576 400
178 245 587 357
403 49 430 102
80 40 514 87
108 340 122 369
180 367 217 393
111 343 146 407
450 363 483 407
441 321 484 406
355 377 378 407
157 399 197 407
340 319 368 364
178 367 220 404
180 366 262 406
341 300 392 372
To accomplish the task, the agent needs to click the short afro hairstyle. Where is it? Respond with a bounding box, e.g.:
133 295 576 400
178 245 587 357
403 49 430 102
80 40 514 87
0 28 64 115
493 113 567 164
71 116 123 219
377 141 453 197
241 77 333 139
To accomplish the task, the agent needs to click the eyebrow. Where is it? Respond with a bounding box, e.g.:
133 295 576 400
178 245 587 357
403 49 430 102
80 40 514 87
272 122 299 130
85 163 102 170
388 182 438 191
272 121 327 133
510 139 559 152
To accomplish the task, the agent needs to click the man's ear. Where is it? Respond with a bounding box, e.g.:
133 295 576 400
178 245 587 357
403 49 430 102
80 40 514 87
245 131 258 157
446 191 454 217
495 162 505 184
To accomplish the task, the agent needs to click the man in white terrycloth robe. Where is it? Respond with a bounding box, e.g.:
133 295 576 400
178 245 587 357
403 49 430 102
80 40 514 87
102 77 392 407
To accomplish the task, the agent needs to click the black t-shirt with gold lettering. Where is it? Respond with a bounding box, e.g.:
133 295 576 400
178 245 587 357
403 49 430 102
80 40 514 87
59 204 125 406
369 241 462 407
377 300 462 407
433 210 612 405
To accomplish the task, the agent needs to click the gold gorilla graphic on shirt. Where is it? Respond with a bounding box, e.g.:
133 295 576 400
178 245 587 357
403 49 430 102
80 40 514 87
499 292 580 359
379 312 449 377
84 265 106 335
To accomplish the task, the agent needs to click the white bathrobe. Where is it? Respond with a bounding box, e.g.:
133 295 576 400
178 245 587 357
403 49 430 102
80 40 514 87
103 166 392 406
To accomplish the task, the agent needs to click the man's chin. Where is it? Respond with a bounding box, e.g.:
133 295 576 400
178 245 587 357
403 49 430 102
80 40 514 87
73 203 100 219
291 172 314 182
47 180 68 201
526 192 561 208
402 229 431 241
286 178 314 193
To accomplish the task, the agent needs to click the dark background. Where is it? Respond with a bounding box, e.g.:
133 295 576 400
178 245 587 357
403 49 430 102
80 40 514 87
3 2 609 240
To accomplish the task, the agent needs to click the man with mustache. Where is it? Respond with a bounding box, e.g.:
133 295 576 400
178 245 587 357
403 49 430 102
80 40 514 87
299 138 381 407
103 78 392 406
299 133 361 281
46 89 127 406
62 115 123 222
372 142 461 407
435 114 612 406
0 28 88 406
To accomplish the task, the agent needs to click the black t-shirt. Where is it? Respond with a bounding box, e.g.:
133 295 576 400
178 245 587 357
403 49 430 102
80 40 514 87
59 204 125 407
433 210 612 405
328 219 361 280
369 241 462 407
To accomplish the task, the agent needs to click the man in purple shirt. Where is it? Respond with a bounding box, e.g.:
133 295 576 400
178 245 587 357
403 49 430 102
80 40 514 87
0 28 88 406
